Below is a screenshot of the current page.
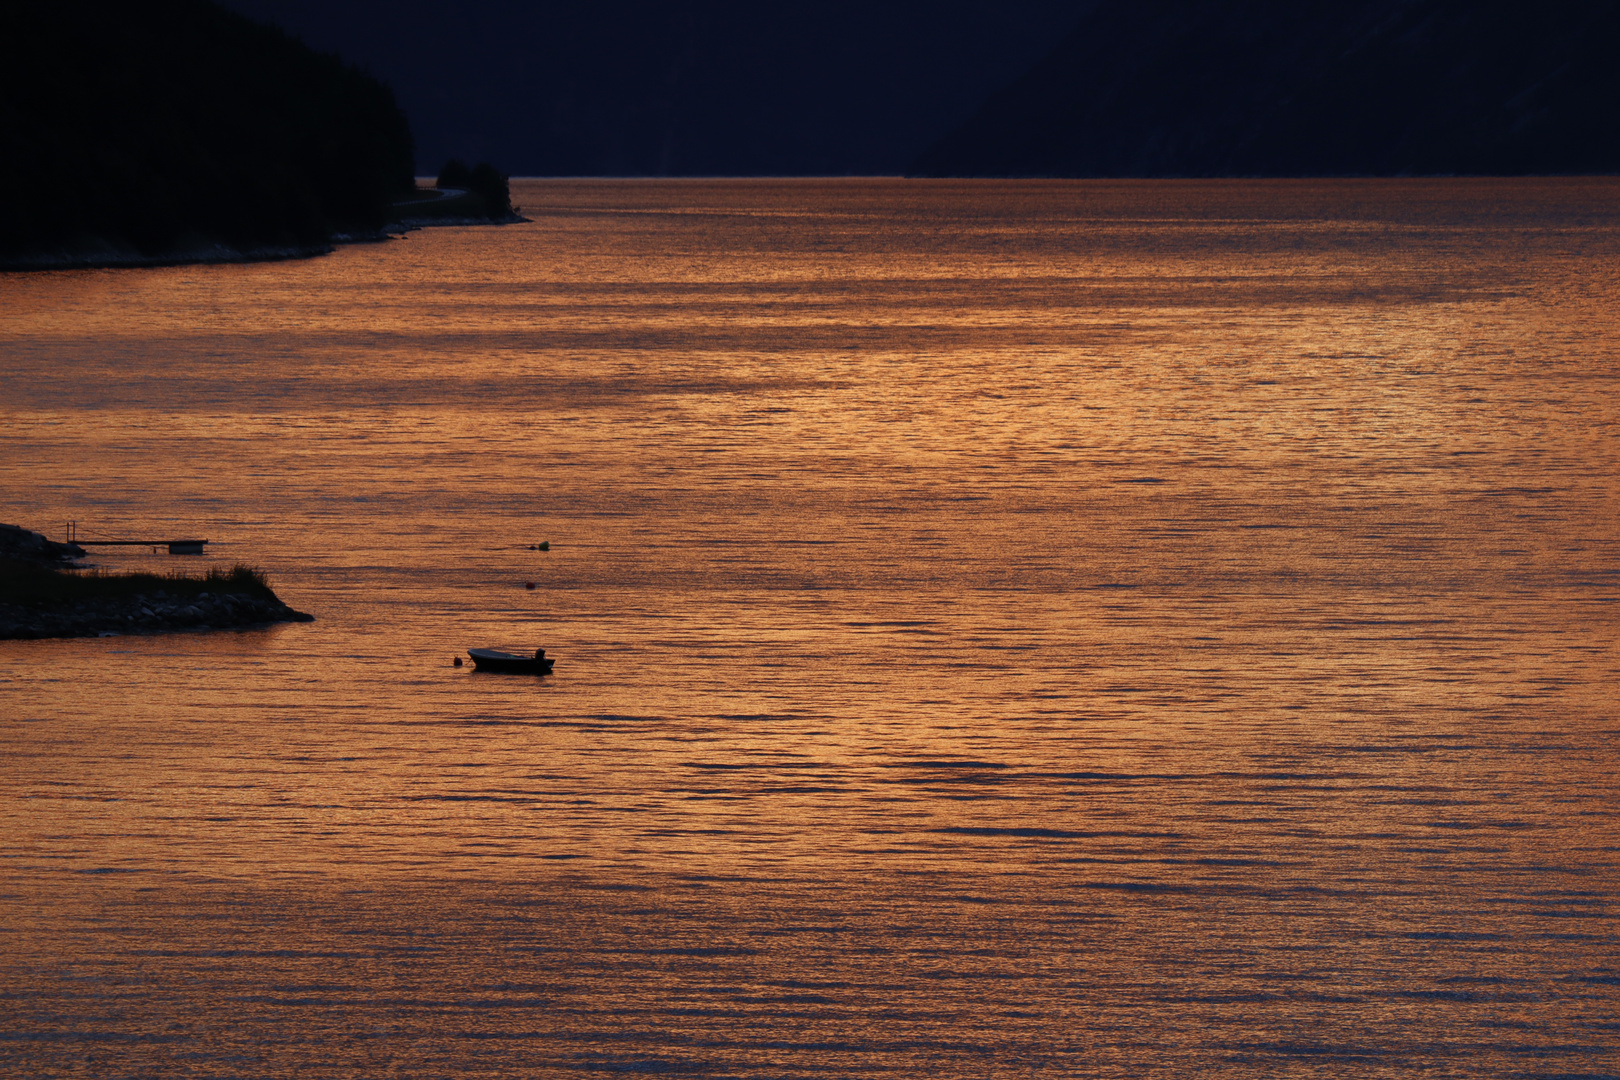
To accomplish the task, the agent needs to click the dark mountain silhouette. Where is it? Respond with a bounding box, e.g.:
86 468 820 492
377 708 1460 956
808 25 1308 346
216 0 1089 177
1 0 416 268
911 0 1620 177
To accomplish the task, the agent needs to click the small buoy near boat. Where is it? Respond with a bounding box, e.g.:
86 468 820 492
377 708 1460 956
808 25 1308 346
453 656 463 667
524 581 536 590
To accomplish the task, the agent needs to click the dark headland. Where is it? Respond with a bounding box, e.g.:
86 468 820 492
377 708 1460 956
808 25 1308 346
910 0 1620 177
392 159 524 227
0 0 514 271
0 524 313 640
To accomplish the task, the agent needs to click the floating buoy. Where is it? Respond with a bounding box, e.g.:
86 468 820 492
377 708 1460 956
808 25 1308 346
524 581 536 590
538 541 550 551
453 656 463 667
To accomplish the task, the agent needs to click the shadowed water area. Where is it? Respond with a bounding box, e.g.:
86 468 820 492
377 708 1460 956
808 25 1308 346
2 179 1617 1077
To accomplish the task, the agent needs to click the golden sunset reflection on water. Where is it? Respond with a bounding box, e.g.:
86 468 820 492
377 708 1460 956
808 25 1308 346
2 179 1617 1076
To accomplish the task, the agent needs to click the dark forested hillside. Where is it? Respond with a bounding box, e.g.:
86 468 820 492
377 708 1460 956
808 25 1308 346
216 0 1089 178
0 0 416 267
911 0 1620 177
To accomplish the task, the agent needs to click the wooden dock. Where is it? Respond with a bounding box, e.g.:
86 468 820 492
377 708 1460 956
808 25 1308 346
65 524 207 555
75 539 209 554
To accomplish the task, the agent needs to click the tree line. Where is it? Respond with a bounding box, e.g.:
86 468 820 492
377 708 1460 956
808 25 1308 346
1 0 416 263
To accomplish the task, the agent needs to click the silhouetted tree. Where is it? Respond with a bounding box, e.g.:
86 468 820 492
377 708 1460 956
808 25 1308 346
435 159 511 218
467 163 512 217
436 159 473 189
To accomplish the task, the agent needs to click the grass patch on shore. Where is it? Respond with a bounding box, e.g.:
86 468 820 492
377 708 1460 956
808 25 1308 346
0 558 276 606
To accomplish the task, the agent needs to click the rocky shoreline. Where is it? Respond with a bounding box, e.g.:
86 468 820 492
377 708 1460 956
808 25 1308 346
0 217 522 273
1 589 314 640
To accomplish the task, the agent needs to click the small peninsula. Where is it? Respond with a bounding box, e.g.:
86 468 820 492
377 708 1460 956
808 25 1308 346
0 524 313 640
0 0 416 270
392 160 526 226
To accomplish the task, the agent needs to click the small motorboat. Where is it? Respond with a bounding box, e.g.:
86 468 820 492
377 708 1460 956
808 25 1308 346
467 647 555 675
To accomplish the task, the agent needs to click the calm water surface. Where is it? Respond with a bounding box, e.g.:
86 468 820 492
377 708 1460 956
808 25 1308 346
2 179 1618 1077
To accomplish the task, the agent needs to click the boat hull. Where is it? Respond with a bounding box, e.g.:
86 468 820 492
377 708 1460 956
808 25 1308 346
467 649 555 675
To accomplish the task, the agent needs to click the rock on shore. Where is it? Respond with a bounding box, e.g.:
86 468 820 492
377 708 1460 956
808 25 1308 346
0 588 314 640
0 521 85 562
